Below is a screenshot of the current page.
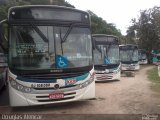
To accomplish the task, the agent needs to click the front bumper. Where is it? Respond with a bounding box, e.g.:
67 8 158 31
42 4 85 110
9 81 95 107
95 71 120 81
121 64 140 71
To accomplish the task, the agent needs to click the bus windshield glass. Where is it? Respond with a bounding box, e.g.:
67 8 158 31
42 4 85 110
9 25 92 70
139 51 147 60
94 44 119 65
120 48 138 62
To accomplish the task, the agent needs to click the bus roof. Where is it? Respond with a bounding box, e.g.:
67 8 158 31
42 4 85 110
92 34 119 45
8 5 89 15
8 5 90 24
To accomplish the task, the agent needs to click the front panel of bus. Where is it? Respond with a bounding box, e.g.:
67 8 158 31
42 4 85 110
120 45 140 71
7 6 95 106
138 49 148 64
93 35 121 81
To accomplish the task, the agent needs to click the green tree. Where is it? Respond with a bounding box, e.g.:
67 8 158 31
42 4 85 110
126 24 137 44
88 10 122 37
127 6 160 52
0 6 8 21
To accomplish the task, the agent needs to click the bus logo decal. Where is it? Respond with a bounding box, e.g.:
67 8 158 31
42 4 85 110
66 80 77 85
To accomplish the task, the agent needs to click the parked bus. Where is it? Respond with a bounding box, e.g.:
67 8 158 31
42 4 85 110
0 5 95 106
151 49 160 64
119 44 140 71
138 49 148 64
92 34 121 81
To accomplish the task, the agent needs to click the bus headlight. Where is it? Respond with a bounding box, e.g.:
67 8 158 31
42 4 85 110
78 72 95 89
113 68 120 74
9 77 32 93
10 80 16 86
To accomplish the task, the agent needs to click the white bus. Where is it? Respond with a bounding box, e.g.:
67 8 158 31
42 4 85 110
138 49 148 64
120 44 140 71
0 5 95 106
92 34 121 81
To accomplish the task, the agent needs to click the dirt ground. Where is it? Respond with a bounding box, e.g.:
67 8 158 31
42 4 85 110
93 65 160 114
0 65 160 115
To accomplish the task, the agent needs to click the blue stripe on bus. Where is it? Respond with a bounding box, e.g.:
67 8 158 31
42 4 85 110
16 73 89 83
64 73 89 81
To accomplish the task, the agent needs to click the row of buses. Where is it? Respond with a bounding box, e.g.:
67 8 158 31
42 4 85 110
0 5 146 107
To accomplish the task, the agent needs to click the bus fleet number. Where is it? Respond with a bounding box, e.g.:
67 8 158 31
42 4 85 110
31 83 51 88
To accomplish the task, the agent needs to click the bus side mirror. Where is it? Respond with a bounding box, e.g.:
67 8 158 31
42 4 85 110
0 19 8 54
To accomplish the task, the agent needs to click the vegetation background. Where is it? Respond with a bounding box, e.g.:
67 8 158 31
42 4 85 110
0 0 160 53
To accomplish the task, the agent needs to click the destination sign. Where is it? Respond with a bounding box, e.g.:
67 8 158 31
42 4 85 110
120 45 138 50
9 6 90 23
93 36 119 44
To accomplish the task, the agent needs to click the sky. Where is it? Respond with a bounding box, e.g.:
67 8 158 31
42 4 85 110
66 0 160 35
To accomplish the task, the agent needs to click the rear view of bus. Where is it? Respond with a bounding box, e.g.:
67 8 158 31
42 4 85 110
120 44 140 71
93 34 121 81
138 49 148 64
0 5 95 106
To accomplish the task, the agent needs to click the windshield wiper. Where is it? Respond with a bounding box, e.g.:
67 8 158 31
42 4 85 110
59 23 76 54
30 23 49 42
95 45 102 53
60 23 78 43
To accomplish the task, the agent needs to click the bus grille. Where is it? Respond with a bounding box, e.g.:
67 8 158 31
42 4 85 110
36 92 76 102
96 74 113 81
37 97 75 102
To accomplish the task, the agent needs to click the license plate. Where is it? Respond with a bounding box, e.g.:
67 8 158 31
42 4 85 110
127 66 134 70
49 93 64 99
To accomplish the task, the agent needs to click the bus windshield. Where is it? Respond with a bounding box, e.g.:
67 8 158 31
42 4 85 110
139 51 147 60
120 49 138 62
94 44 119 65
9 25 92 70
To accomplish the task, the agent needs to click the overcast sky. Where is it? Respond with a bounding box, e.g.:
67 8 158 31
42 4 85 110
66 0 160 35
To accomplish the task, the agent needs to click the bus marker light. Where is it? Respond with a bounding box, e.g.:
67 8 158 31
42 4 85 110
24 88 31 93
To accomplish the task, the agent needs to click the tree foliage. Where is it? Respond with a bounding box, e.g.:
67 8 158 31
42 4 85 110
88 10 122 37
127 6 160 52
